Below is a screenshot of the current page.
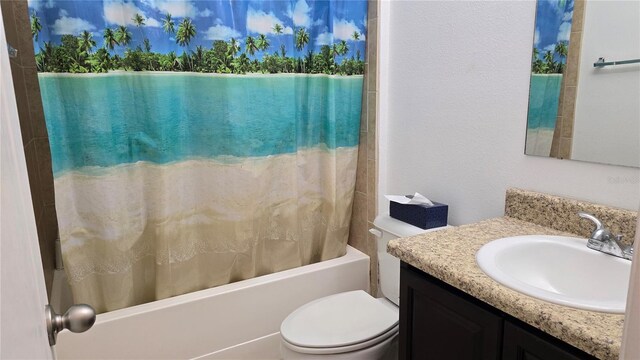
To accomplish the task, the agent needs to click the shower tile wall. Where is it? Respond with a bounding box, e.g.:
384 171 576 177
2 0 57 296
348 0 379 296
549 0 585 159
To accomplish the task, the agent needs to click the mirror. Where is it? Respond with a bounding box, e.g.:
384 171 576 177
525 0 640 168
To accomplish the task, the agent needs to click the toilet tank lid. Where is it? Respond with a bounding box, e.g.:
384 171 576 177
373 214 450 238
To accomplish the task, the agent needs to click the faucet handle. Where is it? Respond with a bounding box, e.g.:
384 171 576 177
614 234 635 260
623 237 635 256
577 212 603 231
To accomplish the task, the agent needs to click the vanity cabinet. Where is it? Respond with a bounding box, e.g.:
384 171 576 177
502 321 587 360
399 263 598 360
399 262 502 359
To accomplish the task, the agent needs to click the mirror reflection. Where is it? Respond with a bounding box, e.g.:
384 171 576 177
525 0 640 168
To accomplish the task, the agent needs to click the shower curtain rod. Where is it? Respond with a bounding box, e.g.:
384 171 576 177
594 57 640 68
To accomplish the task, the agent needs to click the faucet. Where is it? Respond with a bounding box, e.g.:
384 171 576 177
578 212 633 261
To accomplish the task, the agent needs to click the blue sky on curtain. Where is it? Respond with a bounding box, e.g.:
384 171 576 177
29 0 367 69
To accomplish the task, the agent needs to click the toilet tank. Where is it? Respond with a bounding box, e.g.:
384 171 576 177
372 215 449 306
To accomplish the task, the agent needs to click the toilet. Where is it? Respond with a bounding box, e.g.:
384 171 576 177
280 215 449 359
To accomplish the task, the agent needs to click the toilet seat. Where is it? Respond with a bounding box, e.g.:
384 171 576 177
280 290 399 355
281 324 399 355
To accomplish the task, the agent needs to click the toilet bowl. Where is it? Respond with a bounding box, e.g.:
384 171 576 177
280 215 449 359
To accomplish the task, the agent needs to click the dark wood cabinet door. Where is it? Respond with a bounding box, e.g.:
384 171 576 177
399 265 503 360
502 321 597 360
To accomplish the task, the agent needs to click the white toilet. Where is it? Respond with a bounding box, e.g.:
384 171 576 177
280 215 448 359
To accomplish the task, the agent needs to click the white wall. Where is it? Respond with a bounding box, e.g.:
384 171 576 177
572 1 640 168
379 0 640 226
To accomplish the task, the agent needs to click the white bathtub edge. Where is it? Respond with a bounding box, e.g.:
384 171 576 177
97 245 368 323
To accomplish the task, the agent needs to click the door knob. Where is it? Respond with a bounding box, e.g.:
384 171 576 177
45 304 96 345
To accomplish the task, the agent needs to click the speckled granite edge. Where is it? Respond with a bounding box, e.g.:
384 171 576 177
388 217 624 360
505 188 637 246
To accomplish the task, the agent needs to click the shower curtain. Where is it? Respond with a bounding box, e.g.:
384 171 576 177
30 0 367 312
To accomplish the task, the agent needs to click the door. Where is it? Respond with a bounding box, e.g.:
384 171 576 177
0 9 54 360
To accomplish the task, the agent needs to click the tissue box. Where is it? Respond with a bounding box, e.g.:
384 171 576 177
390 199 448 229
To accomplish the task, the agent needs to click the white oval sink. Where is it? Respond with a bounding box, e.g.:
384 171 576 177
476 235 631 313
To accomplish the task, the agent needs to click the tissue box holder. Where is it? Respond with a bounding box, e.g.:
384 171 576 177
390 200 448 229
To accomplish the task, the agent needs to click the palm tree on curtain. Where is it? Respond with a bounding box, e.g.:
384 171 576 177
305 49 314 73
115 25 132 52
115 26 132 69
256 34 270 57
245 35 258 57
273 23 283 35
176 18 196 48
132 13 146 48
331 43 340 71
191 45 205 71
133 13 146 29
228 37 240 68
229 38 240 56
161 51 179 71
351 31 360 60
91 48 112 73
295 27 310 72
176 18 196 70
143 38 152 52
295 27 309 52
543 50 556 73
233 53 250 73
554 41 568 73
143 38 153 69
38 41 55 71
103 28 119 54
532 47 547 73
338 40 349 55
273 23 283 56
335 40 348 72
79 31 96 54
30 11 42 41
162 13 175 35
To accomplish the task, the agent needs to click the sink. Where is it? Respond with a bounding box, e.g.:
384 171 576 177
476 235 631 313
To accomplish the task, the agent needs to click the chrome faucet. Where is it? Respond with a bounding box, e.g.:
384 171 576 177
578 212 633 261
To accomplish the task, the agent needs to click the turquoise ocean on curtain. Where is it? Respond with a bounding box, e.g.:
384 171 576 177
29 0 367 312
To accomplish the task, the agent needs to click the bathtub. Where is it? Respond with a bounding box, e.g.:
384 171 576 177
54 246 370 359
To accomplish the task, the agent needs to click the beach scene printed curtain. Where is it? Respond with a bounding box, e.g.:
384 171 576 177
526 0 573 156
29 0 367 312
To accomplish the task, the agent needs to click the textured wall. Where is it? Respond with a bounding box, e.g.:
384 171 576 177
2 0 57 296
550 0 585 159
348 0 379 295
382 0 640 228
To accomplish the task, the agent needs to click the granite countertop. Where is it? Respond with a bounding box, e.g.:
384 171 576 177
387 216 625 360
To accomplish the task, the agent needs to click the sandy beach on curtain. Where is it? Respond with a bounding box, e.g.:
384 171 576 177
54 146 358 282
526 128 555 156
